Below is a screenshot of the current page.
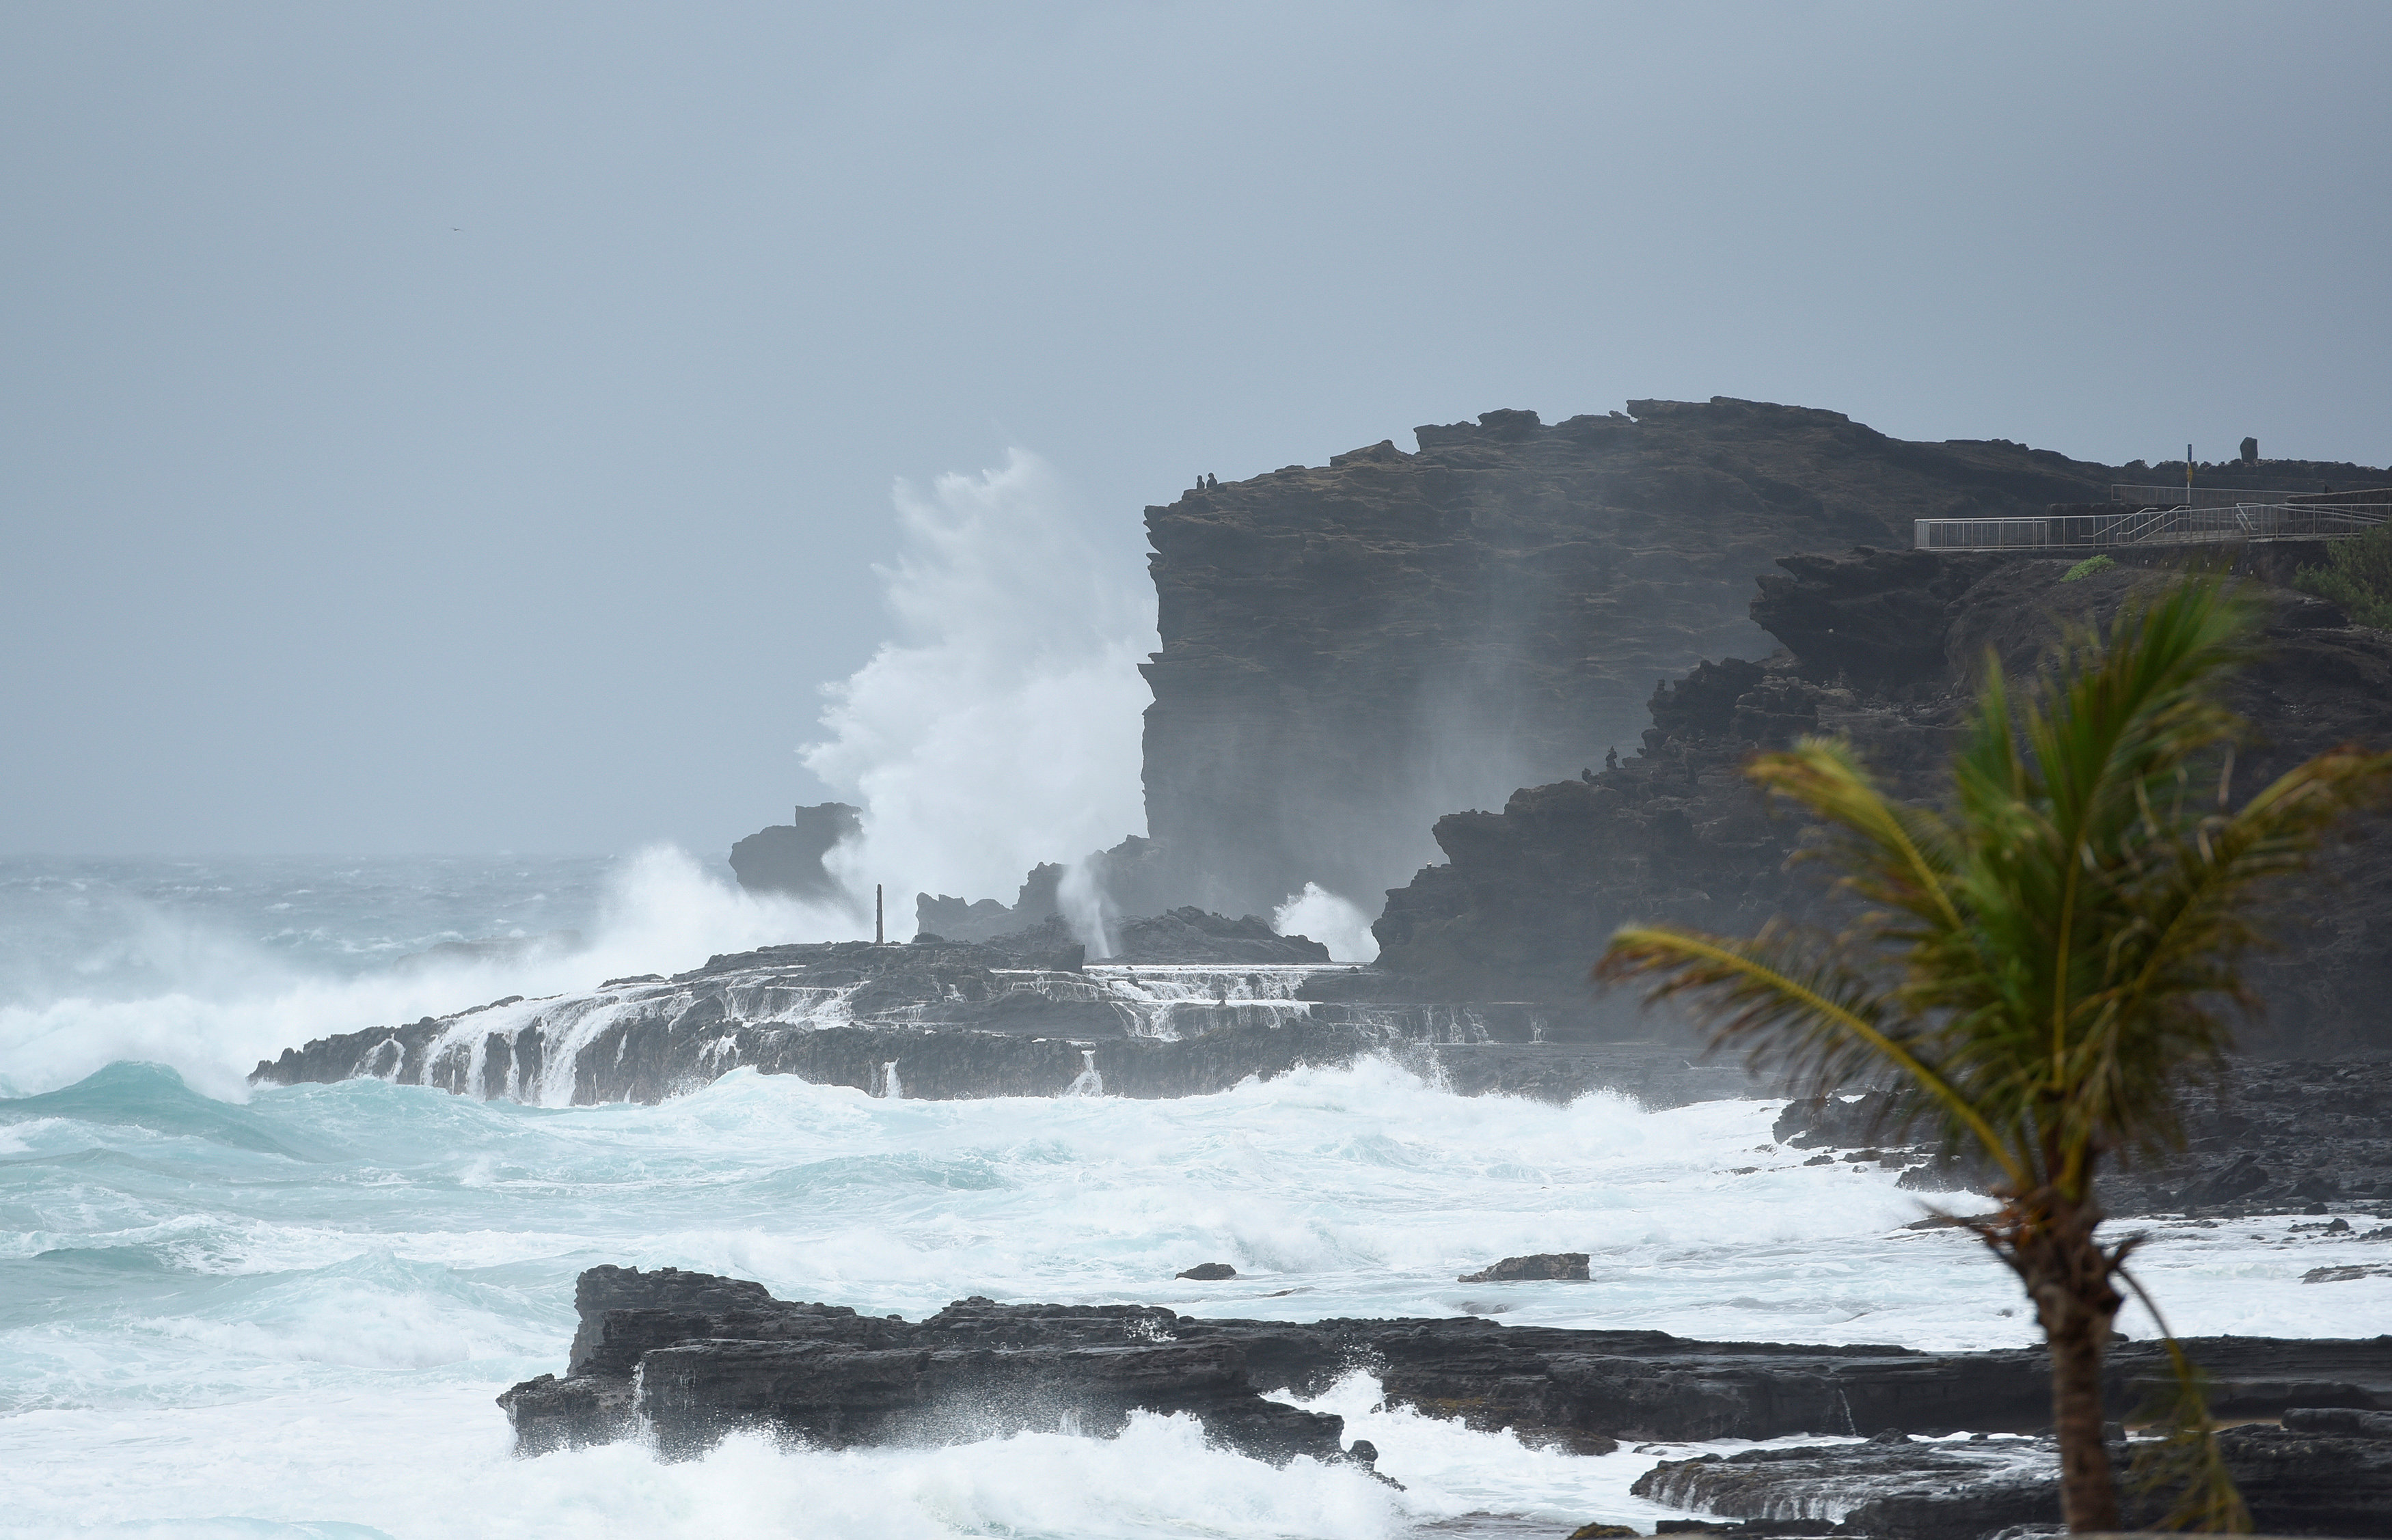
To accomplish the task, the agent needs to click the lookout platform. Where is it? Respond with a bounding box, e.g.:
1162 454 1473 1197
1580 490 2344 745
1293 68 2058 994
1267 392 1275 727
1915 486 2391 553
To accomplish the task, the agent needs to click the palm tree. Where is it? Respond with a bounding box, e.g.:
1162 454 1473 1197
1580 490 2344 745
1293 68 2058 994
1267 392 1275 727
1596 577 2391 1532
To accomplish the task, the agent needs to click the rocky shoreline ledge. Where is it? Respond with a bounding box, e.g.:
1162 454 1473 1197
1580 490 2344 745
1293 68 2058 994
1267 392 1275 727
245 937 1780 1108
504 1265 2392 1538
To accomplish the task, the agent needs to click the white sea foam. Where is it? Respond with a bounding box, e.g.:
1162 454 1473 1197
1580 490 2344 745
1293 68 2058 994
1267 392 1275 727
5 1056 2388 1536
6 858 2389 1537
0 847 849 1099
800 450 1158 930
1274 882 1383 963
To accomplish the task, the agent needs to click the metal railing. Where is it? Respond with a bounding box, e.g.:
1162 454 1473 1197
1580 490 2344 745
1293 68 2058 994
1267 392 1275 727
1915 502 2391 553
2108 482 2311 509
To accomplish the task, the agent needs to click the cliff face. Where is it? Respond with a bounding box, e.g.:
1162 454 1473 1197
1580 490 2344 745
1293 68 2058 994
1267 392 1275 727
1138 399 2126 916
1368 549 2392 1056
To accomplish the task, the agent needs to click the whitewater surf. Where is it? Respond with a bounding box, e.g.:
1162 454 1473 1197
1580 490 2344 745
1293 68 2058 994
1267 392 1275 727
3 857 2387 1537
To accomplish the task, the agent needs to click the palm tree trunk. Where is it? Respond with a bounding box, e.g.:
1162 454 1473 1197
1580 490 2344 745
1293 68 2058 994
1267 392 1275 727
2016 1198 2125 1532
2045 1298 2119 1531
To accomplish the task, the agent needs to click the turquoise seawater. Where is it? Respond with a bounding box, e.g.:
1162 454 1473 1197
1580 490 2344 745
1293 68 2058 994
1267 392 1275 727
1 856 2382 1538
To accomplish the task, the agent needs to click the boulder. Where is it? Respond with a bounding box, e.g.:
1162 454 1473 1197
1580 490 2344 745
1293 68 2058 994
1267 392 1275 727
1457 1252 1590 1283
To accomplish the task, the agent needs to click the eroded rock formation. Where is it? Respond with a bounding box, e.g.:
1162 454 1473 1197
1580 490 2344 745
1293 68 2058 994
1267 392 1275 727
1633 1417 2392 1539
1774 1059 2392 1218
249 935 1778 1106
504 1263 2392 1539
917 862 1066 942
1139 400 2140 916
1108 907 1331 965
1365 548 2392 1057
727 803 861 904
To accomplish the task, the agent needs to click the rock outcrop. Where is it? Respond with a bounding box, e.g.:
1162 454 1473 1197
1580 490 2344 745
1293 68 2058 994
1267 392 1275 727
251 939 1346 1104
793 403 2384 1008
1456 1252 1590 1283
1633 1418 2392 1539
1365 547 2392 1056
917 862 1067 942
249 937 1778 1107
1139 400 2195 918
727 803 861 905
504 1264 2392 1524
1773 1060 2392 1218
502 1267 1359 1466
1107 907 1331 965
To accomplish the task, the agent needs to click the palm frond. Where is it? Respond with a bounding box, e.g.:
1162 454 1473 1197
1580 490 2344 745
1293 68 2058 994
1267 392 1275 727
2054 743 2392 1165
1590 574 2384 1535
1596 922 2026 1187
2120 1270 2255 1533
1745 739 1965 936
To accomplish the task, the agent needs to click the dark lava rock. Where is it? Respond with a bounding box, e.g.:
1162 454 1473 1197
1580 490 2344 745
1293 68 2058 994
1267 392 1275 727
1106 908 1332 965
1139 405 2386 921
2287 1405 2392 1437
248 932 1808 1108
1750 549 2009 689
1139 400 2153 918
1457 1252 1590 1283
1632 1419 2392 1539
502 1266 2392 1478
975 913 1087 972
634 1334 1344 1464
509 1268 1352 1467
917 862 1068 944
2305 1263 2392 1283
728 803 862 905
2210 1420 2392 1537
1177 1262 1238 1281
249 939 1376 1104
1369 547 2392 1056
1633 1437 2058 1540
1773 1057 2392 1220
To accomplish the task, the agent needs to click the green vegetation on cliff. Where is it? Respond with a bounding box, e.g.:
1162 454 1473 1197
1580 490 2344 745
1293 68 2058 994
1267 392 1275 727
2294 523 2392 628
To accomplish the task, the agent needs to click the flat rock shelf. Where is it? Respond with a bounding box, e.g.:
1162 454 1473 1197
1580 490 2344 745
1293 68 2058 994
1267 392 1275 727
502 1265 2392 1539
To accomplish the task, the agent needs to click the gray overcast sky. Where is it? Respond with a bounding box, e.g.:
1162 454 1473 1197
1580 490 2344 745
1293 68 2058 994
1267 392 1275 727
4 2 2387 859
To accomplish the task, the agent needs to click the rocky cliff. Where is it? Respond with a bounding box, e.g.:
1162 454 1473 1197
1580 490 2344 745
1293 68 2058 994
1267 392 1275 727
741 400 2384 944
1137 399 2145 917
1365 548 2392 1057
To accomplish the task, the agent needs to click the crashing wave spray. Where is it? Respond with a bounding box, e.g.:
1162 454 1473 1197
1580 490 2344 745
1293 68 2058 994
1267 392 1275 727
1272 883 1381 963
800 451 1156 943
0 847 856 1099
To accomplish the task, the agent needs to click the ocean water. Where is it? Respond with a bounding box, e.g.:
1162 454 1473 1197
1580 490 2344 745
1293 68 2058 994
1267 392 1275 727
3 856 2386 1539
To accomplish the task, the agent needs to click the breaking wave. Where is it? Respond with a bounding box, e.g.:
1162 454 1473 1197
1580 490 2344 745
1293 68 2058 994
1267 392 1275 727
0 848 848 1100
800 450 1158 922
